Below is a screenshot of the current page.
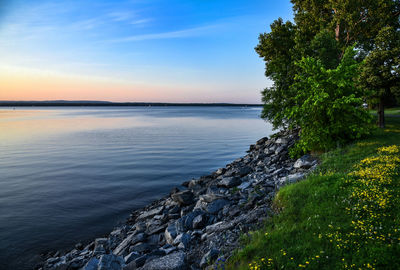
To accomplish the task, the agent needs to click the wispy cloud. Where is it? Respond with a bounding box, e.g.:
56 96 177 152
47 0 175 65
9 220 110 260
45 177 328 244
70 18 104 30
108 11 135 22
108 24 221 43
129 18 151 25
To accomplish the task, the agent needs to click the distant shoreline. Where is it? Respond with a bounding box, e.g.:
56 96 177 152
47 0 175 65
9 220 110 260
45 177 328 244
0 101 262 107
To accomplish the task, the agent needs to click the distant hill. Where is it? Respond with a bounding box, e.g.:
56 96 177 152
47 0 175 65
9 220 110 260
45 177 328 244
0 100 262 107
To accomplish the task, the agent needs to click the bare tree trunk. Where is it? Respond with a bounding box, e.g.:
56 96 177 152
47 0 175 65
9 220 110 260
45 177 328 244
335 23 340 41
378 96 385 128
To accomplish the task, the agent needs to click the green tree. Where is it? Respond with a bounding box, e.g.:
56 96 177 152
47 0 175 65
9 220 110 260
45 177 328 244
257 0 399 129
291 0 400 53
309 30 341 69
255 18 297 128
286 47 373 155
359 26 400 128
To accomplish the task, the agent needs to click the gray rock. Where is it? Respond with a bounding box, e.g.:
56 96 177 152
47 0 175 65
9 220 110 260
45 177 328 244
256 137 268 145
95 238 108 248
223 169 235 177
165 224 178 245
215 168 226 175
205 199 230 214
98 254 125 270
46 257 60 265
168 205 181 214
279 173 305 186
69 256 86 268
161 245 177 255
205 221 235 233
147 233 163 246
200 249 219 268
188 179 200 189
129 242 152 253
137 206 164 220
172 233 190 249
238 166 252 177
170 187 180 195
275 137 288 144
134 222 147 233
113 233 145 256
218 177 241 188
275 145 286 155
147 223 167 235
192 214 207 229
124 252 140 264
198 194 225 203
84 258 99 270
141 251 186 270
229 207 240 217
175 209 203 232
171 190 194 206
237 181 251 190
124 254 149 269
264 148 275 156
294 155 313 169
93 244 106 256
180 205 194 216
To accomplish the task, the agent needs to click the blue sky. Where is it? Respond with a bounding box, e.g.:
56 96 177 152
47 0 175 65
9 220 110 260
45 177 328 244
0 0 293 103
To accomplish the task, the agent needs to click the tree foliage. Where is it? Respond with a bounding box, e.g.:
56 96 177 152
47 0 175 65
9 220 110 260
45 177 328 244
256 0 400 153
286 47 373 155
255 18 297 128
359 26 400 127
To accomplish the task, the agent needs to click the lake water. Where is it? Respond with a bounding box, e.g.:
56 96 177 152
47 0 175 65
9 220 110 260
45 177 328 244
0 106 272 269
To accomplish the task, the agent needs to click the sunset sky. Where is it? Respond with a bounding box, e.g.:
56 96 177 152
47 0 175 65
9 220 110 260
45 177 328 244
0 0 293 103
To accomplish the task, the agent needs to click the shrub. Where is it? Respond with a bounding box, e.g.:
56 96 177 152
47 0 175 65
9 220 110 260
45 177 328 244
286 46 373 156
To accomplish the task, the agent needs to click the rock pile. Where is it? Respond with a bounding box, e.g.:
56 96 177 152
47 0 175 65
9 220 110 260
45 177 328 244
40 130 317 270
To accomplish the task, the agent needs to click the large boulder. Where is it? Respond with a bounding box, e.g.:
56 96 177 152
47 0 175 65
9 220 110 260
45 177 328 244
141 251 187 270
294 155 314 169
171 190 194 206
218 177 241 188
279 173 305 186
205 199 230 214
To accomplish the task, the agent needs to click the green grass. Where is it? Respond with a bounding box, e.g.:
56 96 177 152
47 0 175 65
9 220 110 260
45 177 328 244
385 108 400 115
226 116 400 270
370 107 400 116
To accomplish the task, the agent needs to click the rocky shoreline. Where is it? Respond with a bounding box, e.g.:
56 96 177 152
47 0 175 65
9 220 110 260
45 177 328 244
40 129 318 270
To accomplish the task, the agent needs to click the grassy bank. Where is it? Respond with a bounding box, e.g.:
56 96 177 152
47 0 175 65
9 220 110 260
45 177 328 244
370 107 400 116
227 116 400 270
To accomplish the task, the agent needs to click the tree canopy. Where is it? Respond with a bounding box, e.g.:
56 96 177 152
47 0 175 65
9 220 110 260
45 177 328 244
256 0 400 154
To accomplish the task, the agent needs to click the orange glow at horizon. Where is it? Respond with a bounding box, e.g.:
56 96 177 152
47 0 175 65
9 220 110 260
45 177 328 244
0 66 261 103
0 68 176 102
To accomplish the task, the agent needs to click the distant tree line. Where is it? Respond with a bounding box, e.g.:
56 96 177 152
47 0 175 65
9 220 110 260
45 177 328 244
256 0 400 155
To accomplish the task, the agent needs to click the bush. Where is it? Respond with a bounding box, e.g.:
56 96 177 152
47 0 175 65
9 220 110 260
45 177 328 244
286 46 373 156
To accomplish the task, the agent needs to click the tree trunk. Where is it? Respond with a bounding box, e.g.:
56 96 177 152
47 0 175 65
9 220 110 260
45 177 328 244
333 8 340 41
335 23 340 41
378 95 385 128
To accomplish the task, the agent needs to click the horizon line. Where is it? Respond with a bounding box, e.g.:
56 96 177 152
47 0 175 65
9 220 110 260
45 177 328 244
0 100 263 106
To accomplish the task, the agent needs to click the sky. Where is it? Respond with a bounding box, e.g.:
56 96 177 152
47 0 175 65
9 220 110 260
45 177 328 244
0 0 293 103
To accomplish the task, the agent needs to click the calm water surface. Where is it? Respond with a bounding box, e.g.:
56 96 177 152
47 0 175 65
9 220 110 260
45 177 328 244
0 106 272 269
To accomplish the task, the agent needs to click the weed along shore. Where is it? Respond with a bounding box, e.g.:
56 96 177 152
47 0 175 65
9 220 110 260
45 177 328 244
40 129 319 270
